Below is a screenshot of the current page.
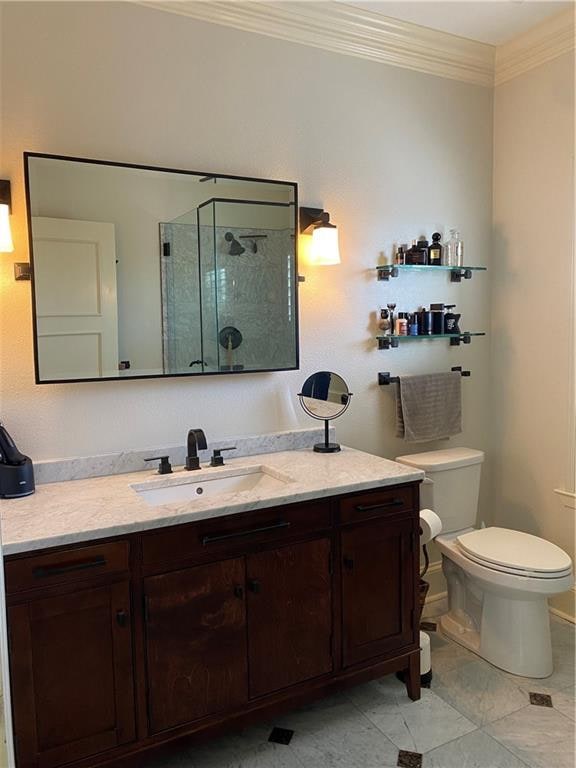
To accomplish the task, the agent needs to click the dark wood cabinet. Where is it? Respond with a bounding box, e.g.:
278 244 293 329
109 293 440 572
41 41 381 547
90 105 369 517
145 558 247 733
6 482 420 768
341 516 417 667
8 581 135 768
246 537 333 698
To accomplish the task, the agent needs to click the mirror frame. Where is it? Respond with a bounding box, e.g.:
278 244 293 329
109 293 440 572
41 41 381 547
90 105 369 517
24 152 300 384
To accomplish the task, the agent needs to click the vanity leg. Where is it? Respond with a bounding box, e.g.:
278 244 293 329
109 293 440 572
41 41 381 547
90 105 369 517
405 651 421 701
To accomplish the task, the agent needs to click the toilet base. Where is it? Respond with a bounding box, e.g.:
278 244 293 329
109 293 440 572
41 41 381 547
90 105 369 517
440 554 556 678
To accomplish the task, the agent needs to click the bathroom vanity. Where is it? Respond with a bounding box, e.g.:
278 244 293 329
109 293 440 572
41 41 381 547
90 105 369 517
1 446 423 768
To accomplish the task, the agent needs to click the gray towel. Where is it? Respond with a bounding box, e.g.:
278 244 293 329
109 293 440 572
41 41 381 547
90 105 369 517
396 372 462 442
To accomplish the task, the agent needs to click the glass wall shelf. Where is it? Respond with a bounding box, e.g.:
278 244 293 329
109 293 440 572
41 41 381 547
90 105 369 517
376 332 485 350
375 264 487 282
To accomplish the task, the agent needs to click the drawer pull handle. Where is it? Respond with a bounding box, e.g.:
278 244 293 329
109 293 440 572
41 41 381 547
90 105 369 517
247 579 261 594
116 609 128 628
354 499 404 513
233 585 244 599
33 555 107 579
201 520 290 546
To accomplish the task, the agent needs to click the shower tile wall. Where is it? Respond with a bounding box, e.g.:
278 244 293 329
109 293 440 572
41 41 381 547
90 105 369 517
201 225 296 372
161 223 296 374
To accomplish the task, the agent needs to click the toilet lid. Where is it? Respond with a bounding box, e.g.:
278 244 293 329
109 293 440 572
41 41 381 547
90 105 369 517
457 527 572 574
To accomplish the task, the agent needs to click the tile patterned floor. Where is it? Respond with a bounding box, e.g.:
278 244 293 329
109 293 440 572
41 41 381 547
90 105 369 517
123 615 576 768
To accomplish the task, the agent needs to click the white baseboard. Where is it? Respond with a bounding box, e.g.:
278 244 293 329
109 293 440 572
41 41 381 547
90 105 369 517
425 560 575 624
425 590 447 606
550 606 576 624
550 586 576 624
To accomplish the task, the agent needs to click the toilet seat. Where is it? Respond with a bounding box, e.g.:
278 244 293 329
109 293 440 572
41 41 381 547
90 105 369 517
456 527 572 578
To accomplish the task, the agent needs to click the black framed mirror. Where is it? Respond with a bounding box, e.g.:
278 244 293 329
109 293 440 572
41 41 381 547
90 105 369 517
298 371 352 452
24 153 299 383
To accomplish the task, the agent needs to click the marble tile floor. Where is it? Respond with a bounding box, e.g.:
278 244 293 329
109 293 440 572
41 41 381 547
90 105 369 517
140 615 574 768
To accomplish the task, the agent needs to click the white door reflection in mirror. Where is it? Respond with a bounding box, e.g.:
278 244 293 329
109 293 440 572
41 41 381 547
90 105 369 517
32 217 119 381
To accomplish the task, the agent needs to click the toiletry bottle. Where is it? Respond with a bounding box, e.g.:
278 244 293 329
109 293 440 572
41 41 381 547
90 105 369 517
444 305 461 334
430 303 445 334
445 229 464 267
416 237 429 265
395 245 407 265
409 313 419 336
378 307 391 335
422 308 433 335
416 307 425 335
405 240 418 265
387 303 396 336
428 232 443 266
395 313 408 336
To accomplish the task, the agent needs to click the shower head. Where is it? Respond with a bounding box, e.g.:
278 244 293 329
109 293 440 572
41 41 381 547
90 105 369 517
225 231 245 256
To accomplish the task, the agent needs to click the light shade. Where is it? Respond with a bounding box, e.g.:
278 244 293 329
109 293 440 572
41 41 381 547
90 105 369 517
310 225 340 265
0 204 14 253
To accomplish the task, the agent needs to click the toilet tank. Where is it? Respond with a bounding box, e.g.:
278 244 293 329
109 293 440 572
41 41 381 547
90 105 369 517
395 448 484 534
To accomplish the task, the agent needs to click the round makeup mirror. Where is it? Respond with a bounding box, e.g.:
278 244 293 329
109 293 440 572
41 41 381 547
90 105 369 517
298 371 352 453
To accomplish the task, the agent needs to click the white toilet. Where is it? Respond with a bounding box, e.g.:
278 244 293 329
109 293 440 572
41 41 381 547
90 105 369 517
396 447 573 678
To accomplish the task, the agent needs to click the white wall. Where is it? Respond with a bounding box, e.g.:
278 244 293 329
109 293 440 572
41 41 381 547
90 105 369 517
492 50 575 619
0 0 493 543
0 7 17 766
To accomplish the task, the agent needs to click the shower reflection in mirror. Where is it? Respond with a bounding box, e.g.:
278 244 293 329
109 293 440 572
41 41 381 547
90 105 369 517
160 198 296 375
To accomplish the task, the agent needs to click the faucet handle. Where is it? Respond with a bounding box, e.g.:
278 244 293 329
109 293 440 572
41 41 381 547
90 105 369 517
210 447 237 467
144 456 172 475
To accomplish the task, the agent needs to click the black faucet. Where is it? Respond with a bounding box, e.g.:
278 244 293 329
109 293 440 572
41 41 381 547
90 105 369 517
185 429 207 471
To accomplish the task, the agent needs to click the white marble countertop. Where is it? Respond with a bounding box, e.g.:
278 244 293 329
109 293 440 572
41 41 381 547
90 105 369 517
0 447 423 556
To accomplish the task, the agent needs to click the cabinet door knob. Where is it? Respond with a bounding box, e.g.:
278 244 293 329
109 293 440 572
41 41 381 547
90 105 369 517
247 579 261 594
116 609 128 627
234 585 244 599
343 556 354 571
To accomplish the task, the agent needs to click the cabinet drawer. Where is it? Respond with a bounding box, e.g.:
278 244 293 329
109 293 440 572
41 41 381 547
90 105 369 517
5 541 130 595
142 500 331 567
339 484 417 525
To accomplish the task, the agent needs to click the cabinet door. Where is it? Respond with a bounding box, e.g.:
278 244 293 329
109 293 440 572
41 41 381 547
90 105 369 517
145 558 247 733
9 582 135 768
247 537 333 698
341 517 417 667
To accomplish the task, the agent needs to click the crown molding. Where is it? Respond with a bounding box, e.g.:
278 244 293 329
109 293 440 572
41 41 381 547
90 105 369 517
495 8 575 86
139 1 495 87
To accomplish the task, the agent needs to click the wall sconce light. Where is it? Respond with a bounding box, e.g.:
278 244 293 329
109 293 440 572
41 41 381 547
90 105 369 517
0 180 14 253
299 206 341 265
0 179 31 280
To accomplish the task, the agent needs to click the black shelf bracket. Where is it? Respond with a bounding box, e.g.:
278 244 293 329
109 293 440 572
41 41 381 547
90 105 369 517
450 332 473 346
450 268 473 282
377 336 400 350
376 266 399 281
378 367 471 386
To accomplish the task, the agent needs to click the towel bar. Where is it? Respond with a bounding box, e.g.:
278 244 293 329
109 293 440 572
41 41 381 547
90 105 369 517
378 367 471 386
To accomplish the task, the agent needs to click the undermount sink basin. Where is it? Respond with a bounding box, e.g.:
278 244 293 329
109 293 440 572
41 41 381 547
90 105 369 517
132 465 292 507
